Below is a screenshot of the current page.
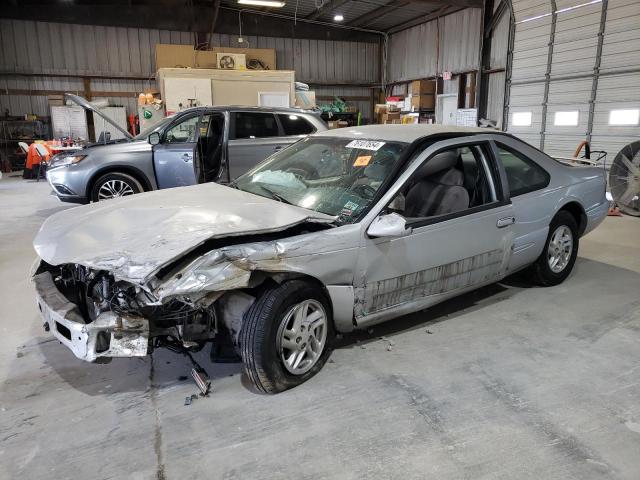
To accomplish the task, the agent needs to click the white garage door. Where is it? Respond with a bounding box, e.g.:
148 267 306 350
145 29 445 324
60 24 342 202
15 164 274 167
505 0 640 160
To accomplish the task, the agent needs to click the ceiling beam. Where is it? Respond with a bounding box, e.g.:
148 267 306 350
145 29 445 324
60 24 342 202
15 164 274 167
348 0 413 27
206 0 221 48
306 0 352 20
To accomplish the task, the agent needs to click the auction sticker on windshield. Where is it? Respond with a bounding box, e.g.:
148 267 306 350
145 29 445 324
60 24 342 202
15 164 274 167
345 140 386 151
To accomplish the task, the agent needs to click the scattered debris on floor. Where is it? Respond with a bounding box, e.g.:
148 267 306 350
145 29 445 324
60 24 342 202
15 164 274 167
184 394 198 406
191 367 211 395
379 336 395 351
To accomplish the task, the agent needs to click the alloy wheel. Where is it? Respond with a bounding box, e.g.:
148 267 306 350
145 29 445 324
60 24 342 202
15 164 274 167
98 179 135 200
547 225 573 273
277 299 328 375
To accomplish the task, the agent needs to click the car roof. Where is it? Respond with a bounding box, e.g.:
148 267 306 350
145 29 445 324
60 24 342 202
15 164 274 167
177 105 317 115
313 124 493 143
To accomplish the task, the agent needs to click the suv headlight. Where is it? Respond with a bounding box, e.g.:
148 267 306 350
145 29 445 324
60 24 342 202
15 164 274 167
51 154 88 167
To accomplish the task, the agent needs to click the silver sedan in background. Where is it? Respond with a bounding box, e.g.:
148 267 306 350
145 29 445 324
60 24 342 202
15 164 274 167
33 125 608 393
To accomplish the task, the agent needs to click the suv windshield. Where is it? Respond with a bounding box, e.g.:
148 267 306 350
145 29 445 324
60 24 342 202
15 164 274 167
133 114 176 140
234 137 408 223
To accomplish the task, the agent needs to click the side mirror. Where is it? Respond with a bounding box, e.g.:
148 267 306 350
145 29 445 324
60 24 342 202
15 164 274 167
148 132 160 146
367 213 412 238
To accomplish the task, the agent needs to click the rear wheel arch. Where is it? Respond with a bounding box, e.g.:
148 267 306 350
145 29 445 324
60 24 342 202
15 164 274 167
558 201 587 236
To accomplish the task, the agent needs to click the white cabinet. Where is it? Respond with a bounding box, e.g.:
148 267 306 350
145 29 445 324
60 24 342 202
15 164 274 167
157 68 295 113
163 77 213 114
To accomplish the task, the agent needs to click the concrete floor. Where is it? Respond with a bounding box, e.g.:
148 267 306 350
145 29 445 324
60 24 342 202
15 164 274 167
1 174 639 480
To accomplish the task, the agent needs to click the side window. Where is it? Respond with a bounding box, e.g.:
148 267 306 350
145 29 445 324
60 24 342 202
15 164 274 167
278 114 315 135
233 112 279 139
495 143 550 197
388 144 496 220
164 115 200 143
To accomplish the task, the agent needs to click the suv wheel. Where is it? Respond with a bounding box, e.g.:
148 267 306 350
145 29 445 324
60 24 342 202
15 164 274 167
91 172 143 202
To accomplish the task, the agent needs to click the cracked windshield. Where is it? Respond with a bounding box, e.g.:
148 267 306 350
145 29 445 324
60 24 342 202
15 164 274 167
234 137 408 223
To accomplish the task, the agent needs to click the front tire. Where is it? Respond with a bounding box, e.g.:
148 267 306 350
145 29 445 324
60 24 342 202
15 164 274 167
91 172 143 202
529 210 579 286
240 280 333 394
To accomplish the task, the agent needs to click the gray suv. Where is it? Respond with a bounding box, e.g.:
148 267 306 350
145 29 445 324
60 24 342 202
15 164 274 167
46 94 327 203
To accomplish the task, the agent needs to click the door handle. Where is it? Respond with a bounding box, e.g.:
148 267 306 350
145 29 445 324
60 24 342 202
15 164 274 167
497 216 515 228
182 153 193 162
273 145 283 152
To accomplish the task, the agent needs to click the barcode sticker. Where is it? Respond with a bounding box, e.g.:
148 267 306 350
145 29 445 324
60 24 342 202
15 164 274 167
345 140 386 151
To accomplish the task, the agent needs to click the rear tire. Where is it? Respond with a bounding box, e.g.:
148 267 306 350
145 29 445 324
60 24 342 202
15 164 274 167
528 210 579 286
91 172 143 202
240 280 333 394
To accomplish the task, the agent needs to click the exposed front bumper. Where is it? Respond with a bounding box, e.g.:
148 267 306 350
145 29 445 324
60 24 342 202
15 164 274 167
33 271 149 362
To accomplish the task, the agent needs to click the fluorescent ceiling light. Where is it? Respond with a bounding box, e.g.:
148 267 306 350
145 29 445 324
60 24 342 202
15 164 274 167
609 109 640 126
238 0 285 7
512 111 532 127
334 14 344 21
554 111 579 126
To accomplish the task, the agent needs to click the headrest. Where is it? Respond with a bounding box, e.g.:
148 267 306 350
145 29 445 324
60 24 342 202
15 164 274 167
413 150 459 180
430 168 464 186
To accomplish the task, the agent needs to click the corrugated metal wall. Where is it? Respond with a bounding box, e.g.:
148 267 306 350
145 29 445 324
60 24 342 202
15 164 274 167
486 11 510 128
0 18 380 120
505 0 640 159
386 9 482 83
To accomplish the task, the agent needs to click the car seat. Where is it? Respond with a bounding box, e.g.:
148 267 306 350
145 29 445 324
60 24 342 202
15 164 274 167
404 150 470 217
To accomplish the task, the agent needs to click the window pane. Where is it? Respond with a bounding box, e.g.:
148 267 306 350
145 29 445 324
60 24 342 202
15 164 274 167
388 145 495 219
233 112 279 139
553 111 579 126
278 114 315 135
512 111 532 126
609 109 640 126
496 144 549 197
164 115 199 143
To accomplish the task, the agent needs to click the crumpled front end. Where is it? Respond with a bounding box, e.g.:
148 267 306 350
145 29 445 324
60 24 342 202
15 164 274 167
34 271 149 361
33 261 219 362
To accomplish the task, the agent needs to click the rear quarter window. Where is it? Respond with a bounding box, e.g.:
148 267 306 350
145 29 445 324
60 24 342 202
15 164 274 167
278 114 316 136
495 143 550 197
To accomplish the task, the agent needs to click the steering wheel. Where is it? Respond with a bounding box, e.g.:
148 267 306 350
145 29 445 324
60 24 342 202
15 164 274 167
349 183 377 200
285 165 316 184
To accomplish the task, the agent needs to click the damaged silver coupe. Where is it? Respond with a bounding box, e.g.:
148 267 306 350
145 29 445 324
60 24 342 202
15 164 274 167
32 125 609 393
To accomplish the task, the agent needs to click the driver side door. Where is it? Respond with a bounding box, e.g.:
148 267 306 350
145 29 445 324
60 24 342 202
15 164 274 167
153 113 201 189
353 138 515 325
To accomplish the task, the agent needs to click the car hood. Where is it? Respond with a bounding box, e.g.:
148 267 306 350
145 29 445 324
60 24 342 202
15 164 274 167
34 183 335 284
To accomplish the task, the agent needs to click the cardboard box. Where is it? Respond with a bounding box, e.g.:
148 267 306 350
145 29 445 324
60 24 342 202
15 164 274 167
156 44 276 70
374 104 387 114
411 94 435 110
295 91 316 109
381 112 400 123
48 94 64 106
156 44 196 69
411 79 436 95
195 50 217 68
217 53 246 70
